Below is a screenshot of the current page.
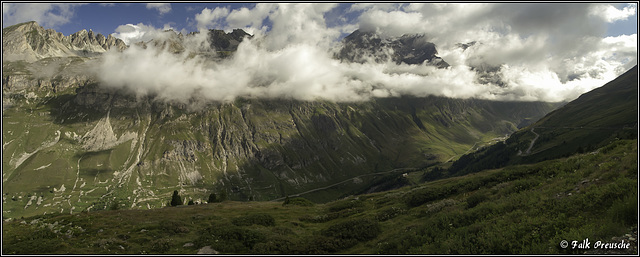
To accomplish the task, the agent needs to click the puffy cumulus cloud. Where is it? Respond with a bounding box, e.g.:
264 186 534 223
2 3 84 28
146 3 171 15
111 23 180 45
195 7 229 30
222 3 343 50
226 3 275 33
261 3 341 50
590 3 636 23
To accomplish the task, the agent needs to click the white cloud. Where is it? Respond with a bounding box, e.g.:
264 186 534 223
2 3 83 28
146 3 172 15
195 7 229 30
591 3 636 23
226 4 274 30
351 3 637 102
261 3 341 50
111 23 179 45
93 3 637 104
358 9 423 38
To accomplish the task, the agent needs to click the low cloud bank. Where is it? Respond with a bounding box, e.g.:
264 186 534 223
96 3 637 103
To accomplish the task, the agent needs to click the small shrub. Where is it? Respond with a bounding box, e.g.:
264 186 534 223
466 193 488 209
232 213 276 227
376 206 407 221
208 193 217 203
607 194 637 226
283 197 315 207
109 200 120 210
150 238 172 253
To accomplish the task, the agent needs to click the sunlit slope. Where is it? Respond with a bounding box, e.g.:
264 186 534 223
449 65 638 175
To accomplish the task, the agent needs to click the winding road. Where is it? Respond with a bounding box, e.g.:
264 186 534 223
523 128 540 156
271 167 415 201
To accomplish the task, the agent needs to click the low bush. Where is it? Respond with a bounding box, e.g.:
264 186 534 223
376 206 407 221
283 197 315 207
607 193 637 227
150 238 172 253
232 213 275 227
326 199 364 212
466 193 488 209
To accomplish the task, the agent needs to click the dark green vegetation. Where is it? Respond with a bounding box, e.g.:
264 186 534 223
3 138 636 254
449 66 638 176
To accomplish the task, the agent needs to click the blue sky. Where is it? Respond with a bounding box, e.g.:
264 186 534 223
2 3 638 102
3 3 636 38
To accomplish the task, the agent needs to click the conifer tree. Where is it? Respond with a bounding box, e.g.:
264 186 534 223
171 190 182 206
208 193 217 203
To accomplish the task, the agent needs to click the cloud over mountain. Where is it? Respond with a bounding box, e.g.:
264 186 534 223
15 3 621 103
92 3 635 103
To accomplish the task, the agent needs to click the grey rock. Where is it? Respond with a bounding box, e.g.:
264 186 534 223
197 246 219 254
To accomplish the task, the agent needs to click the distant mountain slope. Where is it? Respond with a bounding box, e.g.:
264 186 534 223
448 65 638 176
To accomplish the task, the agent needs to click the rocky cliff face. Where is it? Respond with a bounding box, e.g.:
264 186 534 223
337 29 449 68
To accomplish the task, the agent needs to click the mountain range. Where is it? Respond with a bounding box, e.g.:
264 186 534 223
1 21 637 255
0 21 589 219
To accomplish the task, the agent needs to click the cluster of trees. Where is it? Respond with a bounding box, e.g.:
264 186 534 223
168 190 228 207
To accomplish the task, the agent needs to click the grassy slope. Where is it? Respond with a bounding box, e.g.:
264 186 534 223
448 65 638 176
3 138 636 254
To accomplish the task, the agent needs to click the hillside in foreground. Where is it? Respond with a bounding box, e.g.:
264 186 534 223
2 137 637 254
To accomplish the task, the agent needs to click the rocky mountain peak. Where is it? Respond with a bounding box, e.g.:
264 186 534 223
2 21 127 62
337 29 449 68
207 28 252 52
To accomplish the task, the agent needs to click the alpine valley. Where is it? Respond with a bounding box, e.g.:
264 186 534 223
1 21 561 218
1 21 637 255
